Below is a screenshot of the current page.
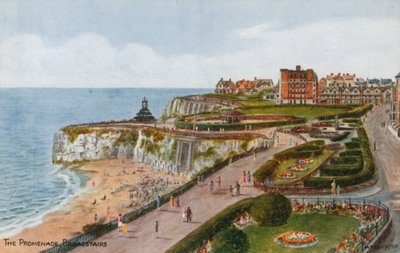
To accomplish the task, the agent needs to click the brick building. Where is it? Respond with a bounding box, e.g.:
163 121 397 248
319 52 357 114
279 65 318 104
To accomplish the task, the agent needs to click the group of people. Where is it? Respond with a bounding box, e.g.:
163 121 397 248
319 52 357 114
331 180 341 195
208 176 222 193
233 211 252 228
242 171 252 185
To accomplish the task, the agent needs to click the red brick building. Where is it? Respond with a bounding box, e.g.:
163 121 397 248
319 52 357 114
279 65 318 104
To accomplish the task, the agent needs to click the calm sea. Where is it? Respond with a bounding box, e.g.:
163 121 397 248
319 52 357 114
0 88 210 237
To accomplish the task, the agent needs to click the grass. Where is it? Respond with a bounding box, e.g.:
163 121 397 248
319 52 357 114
244 213 359 253
272 150 334 184
238 106 350 120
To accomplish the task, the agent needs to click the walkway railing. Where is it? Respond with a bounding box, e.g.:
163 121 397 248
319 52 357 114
290 197 391 253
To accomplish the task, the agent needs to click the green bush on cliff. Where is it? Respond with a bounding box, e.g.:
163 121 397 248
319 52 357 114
113 129 139 147
62 126 93 142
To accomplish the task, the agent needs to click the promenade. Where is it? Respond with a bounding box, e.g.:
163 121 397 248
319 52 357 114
71 132 302 253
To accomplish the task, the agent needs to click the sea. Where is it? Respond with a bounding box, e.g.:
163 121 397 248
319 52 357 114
0 88 211 238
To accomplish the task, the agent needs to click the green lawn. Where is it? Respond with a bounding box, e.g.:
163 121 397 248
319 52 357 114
272 150 334 184
244 214 359 253
238 106 350 120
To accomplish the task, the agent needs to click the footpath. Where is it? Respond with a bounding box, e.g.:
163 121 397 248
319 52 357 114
71 133 299 253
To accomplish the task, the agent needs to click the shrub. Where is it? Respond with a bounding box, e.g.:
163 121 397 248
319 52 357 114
330 131 351 142
253 160 279 183
343 118 361 124
304 127 375 187
339 150 362 157
212 228 249 253
165 198 254 253
250 193 292 227
273 140 324 161
345 141 360 150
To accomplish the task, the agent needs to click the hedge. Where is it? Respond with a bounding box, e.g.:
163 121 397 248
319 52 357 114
175 117 307 131
253 160 279 184
317 104 372 120
329 156 362 164
330 131 351 142
304 127 374 188
272 140 324 161
320 160 363 176
343 118 361 124
345 141 361 150
165 198 254 253
339 150 362 157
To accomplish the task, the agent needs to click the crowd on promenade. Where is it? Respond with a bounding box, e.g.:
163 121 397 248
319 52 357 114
291 199 389 252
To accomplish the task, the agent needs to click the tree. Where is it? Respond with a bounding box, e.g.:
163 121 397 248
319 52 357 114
212 227 249 253
250 193 292 226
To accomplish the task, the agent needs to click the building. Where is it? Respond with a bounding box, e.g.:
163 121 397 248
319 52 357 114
215 77 274 94
133 97 156 123
319 86 392 105
221 110 245 123
215 78 235 94
388 72 400 138
279 65 318 104
319 75 393 105
235 79 255 93
390 72 400 123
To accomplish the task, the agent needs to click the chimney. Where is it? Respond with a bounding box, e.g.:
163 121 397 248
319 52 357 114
254 76 257 81
229 78 231 82
296 65 301 71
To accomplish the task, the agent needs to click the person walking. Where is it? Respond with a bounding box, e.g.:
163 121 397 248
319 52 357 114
331 180 336 196
217 176 221 190
181 206 187 222
156 195 161 211
170 195 175 211
229 185 234 196
247 171 251 186
186 206 192 223
235 181 241 196
155 220 159 239
117 214 123 232
336 184 341 195
175 196 180 210
209 180 214 193
242 171 247 184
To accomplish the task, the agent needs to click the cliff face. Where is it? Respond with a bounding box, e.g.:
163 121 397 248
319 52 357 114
52 128 138 163
53 126 265 176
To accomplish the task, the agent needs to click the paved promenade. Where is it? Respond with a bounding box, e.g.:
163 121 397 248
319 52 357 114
71 132 301 253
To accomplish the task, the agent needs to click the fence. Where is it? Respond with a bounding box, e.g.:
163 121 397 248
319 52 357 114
289 197 391 253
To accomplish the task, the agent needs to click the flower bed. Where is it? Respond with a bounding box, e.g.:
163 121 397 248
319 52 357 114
275 231 318 248
289 165 308 172
278 173 296 179
297 158 314 164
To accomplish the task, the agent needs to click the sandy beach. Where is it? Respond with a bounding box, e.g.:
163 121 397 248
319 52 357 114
0 159 189 253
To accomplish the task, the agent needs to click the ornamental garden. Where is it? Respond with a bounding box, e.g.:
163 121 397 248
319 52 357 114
166 193 390 253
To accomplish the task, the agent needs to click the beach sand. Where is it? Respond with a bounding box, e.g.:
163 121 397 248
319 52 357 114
0 159 189 253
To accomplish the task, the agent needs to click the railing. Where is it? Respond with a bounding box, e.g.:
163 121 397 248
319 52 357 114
40 179 196 253
289 197 391 253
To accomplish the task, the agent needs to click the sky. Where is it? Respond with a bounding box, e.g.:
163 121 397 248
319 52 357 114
0 0 399 88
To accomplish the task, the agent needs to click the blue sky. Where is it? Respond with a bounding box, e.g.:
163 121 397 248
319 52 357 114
0 0 399 87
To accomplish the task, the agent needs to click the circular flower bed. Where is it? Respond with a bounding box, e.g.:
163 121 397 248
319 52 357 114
289 165 308 172
278 173 296 179
275 231 318 248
